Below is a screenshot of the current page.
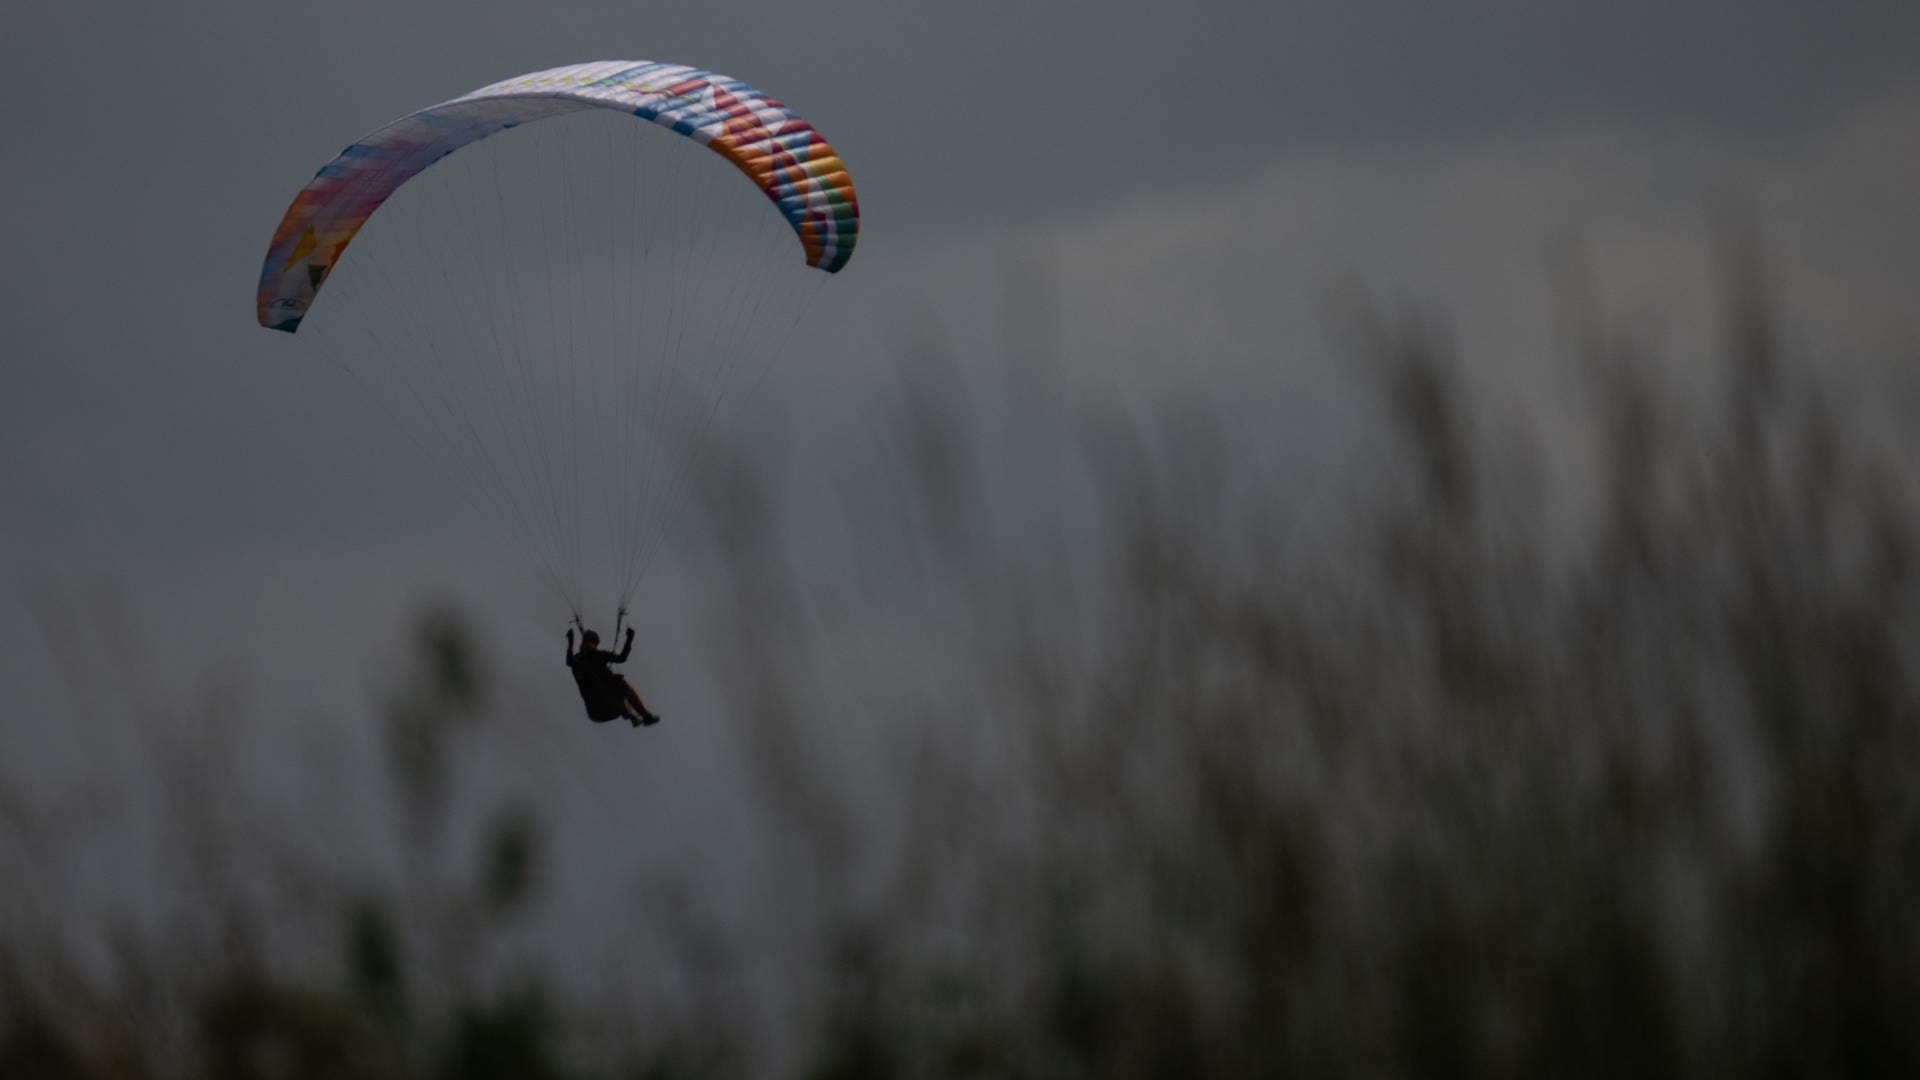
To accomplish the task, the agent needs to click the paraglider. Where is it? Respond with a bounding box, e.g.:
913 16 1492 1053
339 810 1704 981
255 60 861 725
257 60 858 333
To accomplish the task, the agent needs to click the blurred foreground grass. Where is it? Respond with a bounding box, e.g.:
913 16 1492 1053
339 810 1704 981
3 253 1917 1077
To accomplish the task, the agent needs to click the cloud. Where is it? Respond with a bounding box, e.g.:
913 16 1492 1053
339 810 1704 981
883 88 1920 415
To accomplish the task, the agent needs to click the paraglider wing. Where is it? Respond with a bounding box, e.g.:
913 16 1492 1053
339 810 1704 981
256 60 860 332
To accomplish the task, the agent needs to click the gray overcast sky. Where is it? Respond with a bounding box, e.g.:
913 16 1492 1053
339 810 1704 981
5 0 1916 540
2 0 1916 661
4 0 1919 1022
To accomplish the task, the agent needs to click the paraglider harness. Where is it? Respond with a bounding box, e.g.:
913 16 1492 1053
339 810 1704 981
568 608 634 723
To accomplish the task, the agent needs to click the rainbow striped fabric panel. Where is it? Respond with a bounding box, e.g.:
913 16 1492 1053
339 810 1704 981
257 60 859 332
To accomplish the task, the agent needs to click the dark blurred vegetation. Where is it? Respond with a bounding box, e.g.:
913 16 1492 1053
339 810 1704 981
4 247 1918 1077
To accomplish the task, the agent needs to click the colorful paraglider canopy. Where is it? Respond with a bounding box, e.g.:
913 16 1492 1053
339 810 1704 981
257 60 860 333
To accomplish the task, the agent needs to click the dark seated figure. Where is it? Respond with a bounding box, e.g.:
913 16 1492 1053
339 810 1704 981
566 627 660 728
